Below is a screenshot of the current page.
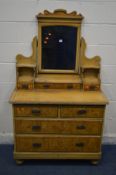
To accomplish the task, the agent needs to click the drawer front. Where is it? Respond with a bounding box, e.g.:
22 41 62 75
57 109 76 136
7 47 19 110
16 136 101 152
14 105 58 118
17 83 34 90
61 105 104 118
15 119 102 135
34 83 81 90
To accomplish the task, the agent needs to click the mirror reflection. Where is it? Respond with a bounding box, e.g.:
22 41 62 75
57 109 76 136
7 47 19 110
42 26 77 70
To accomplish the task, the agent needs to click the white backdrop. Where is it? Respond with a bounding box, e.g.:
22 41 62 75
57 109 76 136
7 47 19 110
0 0 116 143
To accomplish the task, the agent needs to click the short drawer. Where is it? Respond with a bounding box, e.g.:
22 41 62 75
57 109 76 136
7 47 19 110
16 136 101 152
15 119 102 135
61 105 105 118
14 105 58 118
34 83 81 90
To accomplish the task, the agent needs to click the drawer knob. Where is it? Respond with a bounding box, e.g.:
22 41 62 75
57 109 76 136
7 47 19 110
32 125 41 131
67 85 73 89
22 84 28 89
76 125 86 130
32 143 42 148
75 142 84 147
43 84 50 88
32 109 41 114
77 109 87 115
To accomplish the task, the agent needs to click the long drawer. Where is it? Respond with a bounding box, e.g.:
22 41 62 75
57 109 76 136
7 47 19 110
16 136 101 152
14 105 58 118
15 119 102 135
61 105 105 118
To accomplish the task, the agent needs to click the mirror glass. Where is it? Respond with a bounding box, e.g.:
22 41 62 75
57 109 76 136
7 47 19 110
41 26 77 70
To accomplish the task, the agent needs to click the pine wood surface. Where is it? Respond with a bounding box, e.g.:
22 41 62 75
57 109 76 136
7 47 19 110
35 74 81 83
37 9 83 21
60 105 104 118
18 75 34 83
15 119 102 135
14 104 104 118
10 89 108 105
82 77 100 85
15 135 100 152
16 37 37 68
34 83 81 90
14 105 58 118
13 152 101 160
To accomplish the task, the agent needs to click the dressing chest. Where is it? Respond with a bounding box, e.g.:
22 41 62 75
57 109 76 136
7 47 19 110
10 9 108 164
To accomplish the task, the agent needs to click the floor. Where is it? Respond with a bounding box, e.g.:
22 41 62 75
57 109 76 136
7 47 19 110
0 145 116 175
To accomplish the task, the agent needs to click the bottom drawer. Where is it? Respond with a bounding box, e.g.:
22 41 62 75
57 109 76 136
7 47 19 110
16 136 101 153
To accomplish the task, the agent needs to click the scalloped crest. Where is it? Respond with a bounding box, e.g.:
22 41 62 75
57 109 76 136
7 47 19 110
37 9 83 20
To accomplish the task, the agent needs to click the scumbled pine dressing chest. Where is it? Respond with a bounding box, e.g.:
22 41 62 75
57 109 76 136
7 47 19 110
10 9 108 165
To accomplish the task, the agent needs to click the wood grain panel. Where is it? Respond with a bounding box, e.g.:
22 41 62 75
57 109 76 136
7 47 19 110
15 119 102 135
61 105 105 118
16 136 101 152
34 83 81 90
14 105 58 118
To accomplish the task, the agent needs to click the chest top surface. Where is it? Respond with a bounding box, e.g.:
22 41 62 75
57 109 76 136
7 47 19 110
10 89 108 105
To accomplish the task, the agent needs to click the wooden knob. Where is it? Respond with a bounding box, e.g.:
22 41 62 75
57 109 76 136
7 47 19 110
76 125 86 130
43 84 50 88
67 85 73 89
32 143 42 148
75 142 84 147
32 125 41 131
77 109 87 115
32 109 41 114
22 84 28 89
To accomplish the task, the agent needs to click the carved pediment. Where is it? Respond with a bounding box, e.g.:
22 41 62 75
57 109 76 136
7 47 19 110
37 9 83 20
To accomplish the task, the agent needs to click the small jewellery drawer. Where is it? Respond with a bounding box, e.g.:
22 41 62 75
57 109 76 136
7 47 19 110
15 119 102 135
34 83 81 90
16 136 101 152
61 105 105 118
14 105 58 118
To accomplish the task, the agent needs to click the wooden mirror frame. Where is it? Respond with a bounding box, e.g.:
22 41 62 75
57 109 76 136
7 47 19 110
16 9 101 91
36 9 83 74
